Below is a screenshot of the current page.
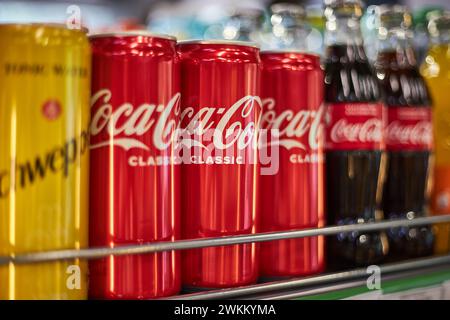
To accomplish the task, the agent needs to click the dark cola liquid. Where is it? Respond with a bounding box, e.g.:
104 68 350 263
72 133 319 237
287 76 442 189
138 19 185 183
325 44 388 270
375 50 434 260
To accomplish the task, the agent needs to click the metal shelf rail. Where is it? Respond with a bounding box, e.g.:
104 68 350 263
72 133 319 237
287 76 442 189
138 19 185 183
1 215 449 265
250 263 450 300
170 254 450 300
1 214 450 299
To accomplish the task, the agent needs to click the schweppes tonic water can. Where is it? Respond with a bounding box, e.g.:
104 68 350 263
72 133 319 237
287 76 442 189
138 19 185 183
0 24 90 299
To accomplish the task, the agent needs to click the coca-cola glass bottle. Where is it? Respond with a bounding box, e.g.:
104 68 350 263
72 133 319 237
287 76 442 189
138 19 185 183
375 5 434 260
323 0 388 270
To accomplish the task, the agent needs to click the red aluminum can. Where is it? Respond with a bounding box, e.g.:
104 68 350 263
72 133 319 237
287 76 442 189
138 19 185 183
177 40 261 288
89 31 181 299
259 51 325 278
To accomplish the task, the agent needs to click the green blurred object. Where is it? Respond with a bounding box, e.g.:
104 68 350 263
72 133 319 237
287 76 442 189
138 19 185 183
412 6 445 64
413 6 444 28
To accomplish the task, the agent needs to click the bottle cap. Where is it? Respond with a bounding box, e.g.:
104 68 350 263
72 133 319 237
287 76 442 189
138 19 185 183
323 0 364 20
377 5 413 30
269 3 307 28
428 11 450 37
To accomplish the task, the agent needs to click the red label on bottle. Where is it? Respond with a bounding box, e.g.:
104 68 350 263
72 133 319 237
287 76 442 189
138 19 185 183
386 106 432 151
325 102 386 151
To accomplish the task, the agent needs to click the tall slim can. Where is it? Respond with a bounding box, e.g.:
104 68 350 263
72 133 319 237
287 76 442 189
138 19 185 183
259 52 325 278
0 24 91 299
178 40 261 288
89 31 181 299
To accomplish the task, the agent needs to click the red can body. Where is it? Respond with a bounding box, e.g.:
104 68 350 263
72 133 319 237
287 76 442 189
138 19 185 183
89 32 180 299
259 52 325 278
177 41 261 288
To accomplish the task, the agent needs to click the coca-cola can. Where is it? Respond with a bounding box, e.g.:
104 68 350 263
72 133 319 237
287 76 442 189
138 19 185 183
89 31 181 299
259 52 325 278
177 40 261 288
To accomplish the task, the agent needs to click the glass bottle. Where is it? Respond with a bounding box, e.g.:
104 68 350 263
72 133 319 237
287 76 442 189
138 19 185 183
323 0 388 270
375 5 434 260
421 12 450 255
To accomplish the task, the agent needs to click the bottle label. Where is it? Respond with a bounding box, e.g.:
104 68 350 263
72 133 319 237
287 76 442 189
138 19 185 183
386 106 432 151
325 103 386 151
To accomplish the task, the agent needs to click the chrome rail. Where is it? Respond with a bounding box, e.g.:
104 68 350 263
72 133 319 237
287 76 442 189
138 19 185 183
0 214 449 266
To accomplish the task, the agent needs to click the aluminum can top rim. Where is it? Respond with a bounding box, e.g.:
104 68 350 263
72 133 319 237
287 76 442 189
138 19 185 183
261 49 321 58
177 39 260 49
0 22 88 33
89 30 176 41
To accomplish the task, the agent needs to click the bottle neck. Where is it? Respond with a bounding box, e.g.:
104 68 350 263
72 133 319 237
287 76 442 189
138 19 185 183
376 28 417 67
223 16 260 42
271 24 310 50
430 30 450 46
325 16 363 47
428 16 450 47
268 3 310 50
236 29 253 42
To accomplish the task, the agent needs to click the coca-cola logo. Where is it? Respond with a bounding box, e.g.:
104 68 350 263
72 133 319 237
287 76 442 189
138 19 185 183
259 98 324 150
325 103 385 151
330 118 383 144
89 89 262 152
387 121 432 146
385 107 433 151
90 89 180 151
182 95 262 151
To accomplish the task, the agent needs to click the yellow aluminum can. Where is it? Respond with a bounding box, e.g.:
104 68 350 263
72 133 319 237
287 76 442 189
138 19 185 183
0 24 90 299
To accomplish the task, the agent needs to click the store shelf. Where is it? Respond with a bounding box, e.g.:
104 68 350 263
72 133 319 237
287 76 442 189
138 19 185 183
1 214 449 300
246 263 450 300
168 254 450 300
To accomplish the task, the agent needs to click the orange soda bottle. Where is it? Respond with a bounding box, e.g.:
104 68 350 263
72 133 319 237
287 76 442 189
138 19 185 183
421 12 450 254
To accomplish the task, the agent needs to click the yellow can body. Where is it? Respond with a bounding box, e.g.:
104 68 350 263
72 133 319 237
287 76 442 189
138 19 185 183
0 24 90 299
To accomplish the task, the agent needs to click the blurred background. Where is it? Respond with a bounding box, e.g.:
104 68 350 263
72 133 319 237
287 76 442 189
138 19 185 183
0 0 449 61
